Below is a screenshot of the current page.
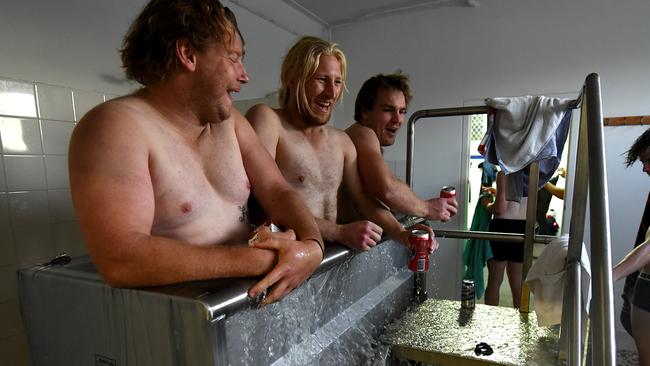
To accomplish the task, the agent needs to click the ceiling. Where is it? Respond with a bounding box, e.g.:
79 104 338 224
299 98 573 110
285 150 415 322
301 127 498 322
286 0 479 27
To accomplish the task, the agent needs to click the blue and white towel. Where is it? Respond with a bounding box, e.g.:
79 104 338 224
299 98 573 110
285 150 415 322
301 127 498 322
483 96 573 201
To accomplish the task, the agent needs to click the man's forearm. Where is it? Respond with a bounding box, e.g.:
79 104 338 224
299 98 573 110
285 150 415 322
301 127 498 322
93 234 276 288
377 178 429 218
270 189 323 244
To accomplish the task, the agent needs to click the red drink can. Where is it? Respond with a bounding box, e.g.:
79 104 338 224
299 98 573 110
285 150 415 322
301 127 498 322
440 186 456 198
408 229 432 272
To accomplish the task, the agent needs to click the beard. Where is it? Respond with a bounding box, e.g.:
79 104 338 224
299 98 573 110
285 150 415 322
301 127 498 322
300 104 331 126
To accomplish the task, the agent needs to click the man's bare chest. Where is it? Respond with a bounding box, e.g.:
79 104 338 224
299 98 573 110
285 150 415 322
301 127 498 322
148 129 251 224
275 135 344 191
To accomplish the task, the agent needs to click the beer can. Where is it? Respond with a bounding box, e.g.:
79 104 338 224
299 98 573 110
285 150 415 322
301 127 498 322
440 186 456 198
461 279 476 309
408 229 431 272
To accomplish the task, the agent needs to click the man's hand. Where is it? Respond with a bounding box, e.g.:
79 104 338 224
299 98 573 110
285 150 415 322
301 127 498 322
399 224 438 253
336 220 383 251
248 226 322 305
425 197 458 222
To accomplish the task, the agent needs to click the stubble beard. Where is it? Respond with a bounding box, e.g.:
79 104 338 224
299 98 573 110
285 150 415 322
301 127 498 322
301 105 331 126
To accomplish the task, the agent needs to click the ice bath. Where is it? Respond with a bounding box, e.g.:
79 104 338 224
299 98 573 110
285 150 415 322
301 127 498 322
18 217 419 366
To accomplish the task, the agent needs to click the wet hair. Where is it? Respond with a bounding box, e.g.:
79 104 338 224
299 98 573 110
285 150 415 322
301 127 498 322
625 127 650 167
354 72 412 122
278 36 347 115
120 0 243 86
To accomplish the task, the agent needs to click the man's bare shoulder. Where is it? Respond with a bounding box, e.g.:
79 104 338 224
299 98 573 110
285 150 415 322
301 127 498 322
345 123 376 143
344 123 380 151
245 103 283 128
74 94 153 138
325 125 358 153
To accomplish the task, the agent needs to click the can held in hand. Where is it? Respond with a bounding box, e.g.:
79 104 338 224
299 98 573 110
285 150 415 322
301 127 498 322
440 186 456 198
461 279 476 309
408 229 432 272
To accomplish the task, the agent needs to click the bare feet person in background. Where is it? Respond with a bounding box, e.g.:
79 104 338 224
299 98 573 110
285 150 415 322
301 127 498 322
246 37 431 251
68 0 323 306
345 73 457 222
482 170 527 308
613 127 650 366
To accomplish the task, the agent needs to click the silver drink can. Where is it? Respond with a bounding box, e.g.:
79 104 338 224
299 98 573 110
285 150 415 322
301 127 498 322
461 279 476 309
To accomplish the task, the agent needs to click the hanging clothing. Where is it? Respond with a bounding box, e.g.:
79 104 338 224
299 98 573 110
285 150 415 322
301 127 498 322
525 235 592 326
463 191 494 299
483 96 573 202
479 161 498 187
536 175 560 235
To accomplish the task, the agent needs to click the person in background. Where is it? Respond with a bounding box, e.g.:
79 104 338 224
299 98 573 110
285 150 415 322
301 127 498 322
613 127 650 366
536 167 565 235
482 170 527 307
68 0 324 306
246 38 431 251
345 73 457 222
542 167 566 199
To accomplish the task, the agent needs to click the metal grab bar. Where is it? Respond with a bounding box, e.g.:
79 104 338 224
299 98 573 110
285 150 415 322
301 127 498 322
432 228 557 244
404 73 614 366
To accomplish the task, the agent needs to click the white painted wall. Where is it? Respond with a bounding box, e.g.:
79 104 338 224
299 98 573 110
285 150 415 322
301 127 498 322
331 0 650 351
0 0 323 100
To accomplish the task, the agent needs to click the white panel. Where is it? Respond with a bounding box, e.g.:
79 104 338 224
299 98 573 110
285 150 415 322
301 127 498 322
0 79 37 118
41 120 74 155
36 84 74 121
0 194 15 266
0 264 18 303
48 189 76 223
8 191 50 227
0 117 43 155
3 155 46 191
13 224 55 264
72 89 104 121
0 155 6 192
4 155 46 191
44 155 69 189
0 301 24 338
52 221 86 257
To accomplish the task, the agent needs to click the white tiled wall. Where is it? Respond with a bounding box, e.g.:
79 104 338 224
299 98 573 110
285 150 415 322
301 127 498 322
0 77 108 365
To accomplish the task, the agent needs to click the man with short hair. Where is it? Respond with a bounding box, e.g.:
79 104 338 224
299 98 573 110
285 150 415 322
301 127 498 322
613 127 650 365
246 37 426 251
69 0 323 306
346 73 457 221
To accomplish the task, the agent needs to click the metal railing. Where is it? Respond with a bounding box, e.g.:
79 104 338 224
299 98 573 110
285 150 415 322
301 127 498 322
404 73 614 365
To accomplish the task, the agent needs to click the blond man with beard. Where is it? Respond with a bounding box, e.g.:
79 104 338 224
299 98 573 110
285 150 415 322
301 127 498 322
247 37 431 252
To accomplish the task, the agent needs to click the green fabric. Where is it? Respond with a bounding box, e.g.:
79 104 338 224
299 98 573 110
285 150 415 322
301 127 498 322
462 192 494 299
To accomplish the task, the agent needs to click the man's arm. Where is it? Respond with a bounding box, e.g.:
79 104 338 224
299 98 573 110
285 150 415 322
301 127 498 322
236 109 323 303
346 125 456 221
245 104 281 158
69 103 276 288
339 131 425 248
543 181 565 199
315 216 383 251
613 227 650 282
486 171 507 215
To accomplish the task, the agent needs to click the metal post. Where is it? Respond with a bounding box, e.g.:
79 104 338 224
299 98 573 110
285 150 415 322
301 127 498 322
562 80 591 366
406 106 489 187
584 73 615 366
520 162 540 313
